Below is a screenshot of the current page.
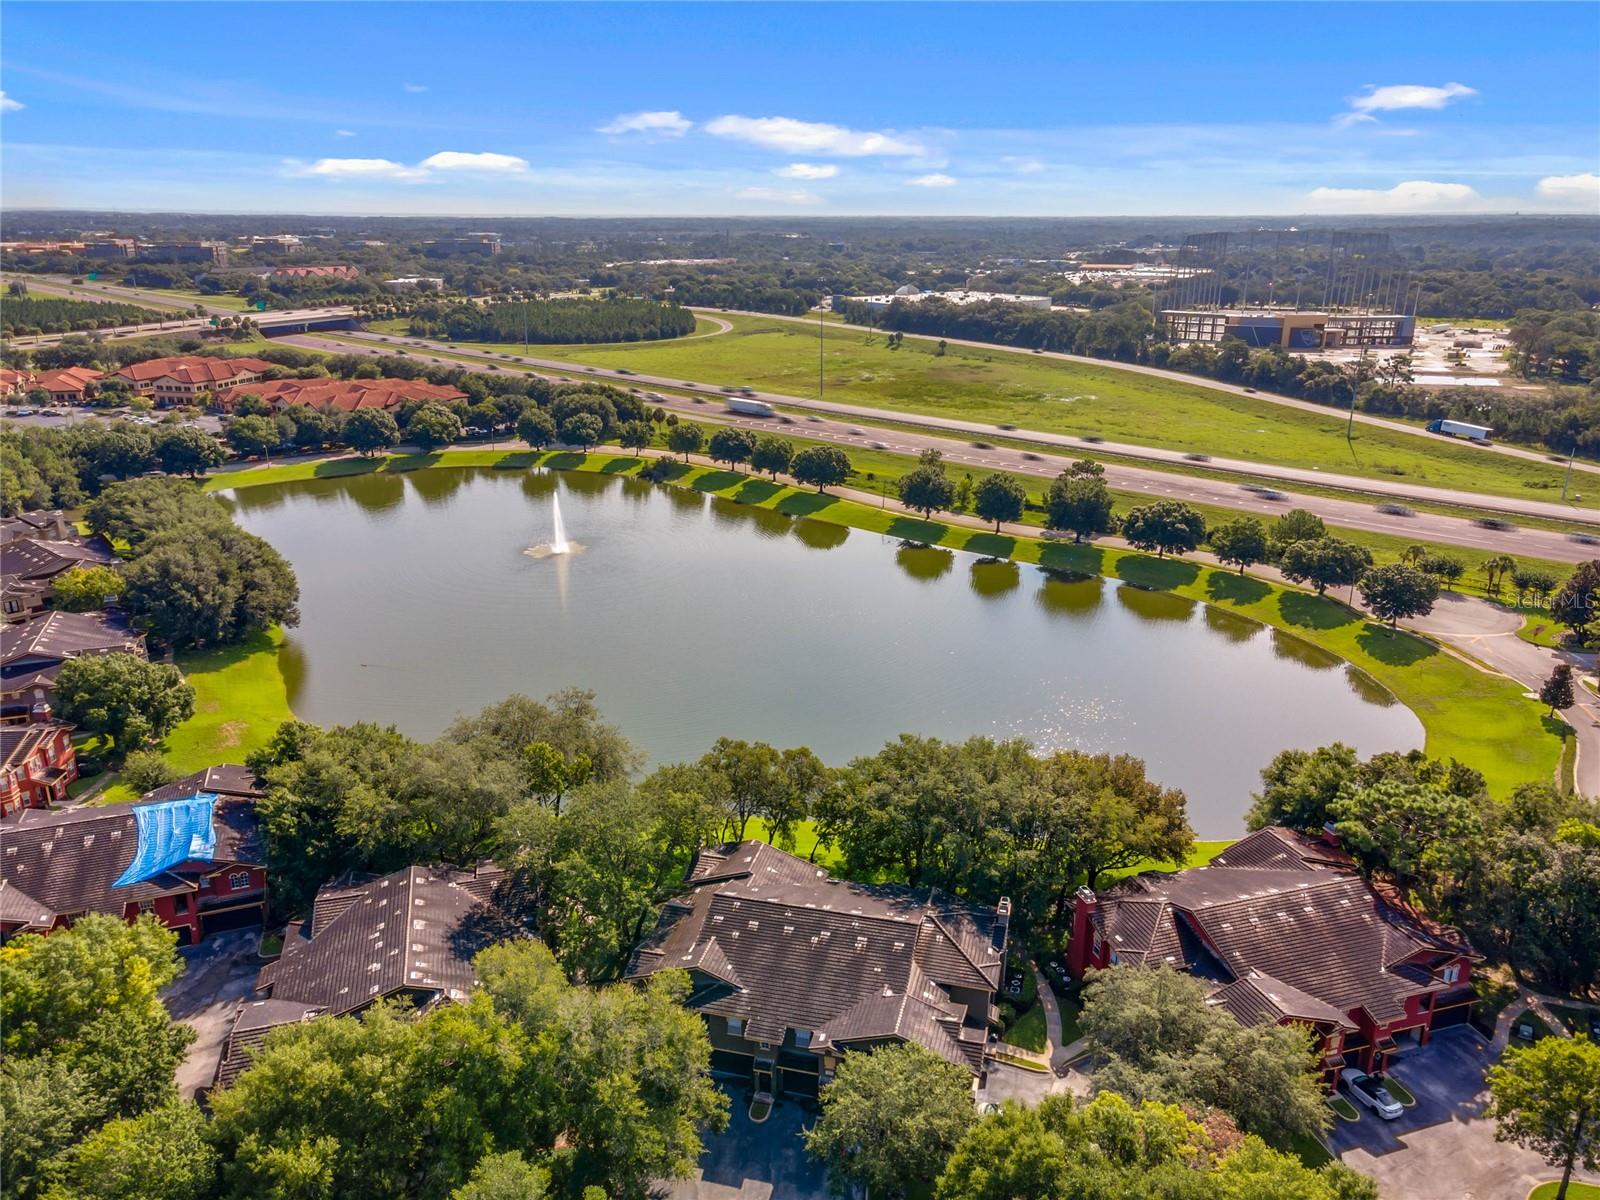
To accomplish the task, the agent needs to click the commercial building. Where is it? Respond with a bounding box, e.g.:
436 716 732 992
115 355 277 406
84 240 137 259
1160 309 1415 350
33 367 104 404
266 264 359 280
1066 826 1478 1082
424 234 501 258
836 285 1052 312
628 840 1009 1101
0 791 266 943
382 276 445 292
216 377 467 414
138 242 230 265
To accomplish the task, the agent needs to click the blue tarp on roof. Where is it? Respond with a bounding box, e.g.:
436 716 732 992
113 794 218 888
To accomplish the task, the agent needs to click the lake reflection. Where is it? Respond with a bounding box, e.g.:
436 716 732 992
233 468 1424 836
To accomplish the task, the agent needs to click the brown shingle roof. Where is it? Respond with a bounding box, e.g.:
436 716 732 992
629 841 1007 1073
0 610 143 668
255 863 512 1017
0 536 117 583
141 764 264 805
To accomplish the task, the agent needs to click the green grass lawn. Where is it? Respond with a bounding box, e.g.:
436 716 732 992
1529 1182 1600 1200
1103 840 1234 881
1001 1002 1049 1052
1382 1076 1417 1106
1277 1131 1334 1169
389 313 1593 509
1327 1095 1361 1122
160 627 295 773
208 448 1566 797
161 288 255 312
1517 611 1572 650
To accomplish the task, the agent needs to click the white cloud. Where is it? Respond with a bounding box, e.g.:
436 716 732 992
908 173 957 188
1349 82 1477 114
334 129 356 138
1536 172 1600 207
0 92 24 113
418 150 528 173
289 157 428 181
1002 156 1044 174
775 162 838 180
403 83 428 94
597 110 692 137
706 115 924 157
1305 180 1483 212
735 186 822 205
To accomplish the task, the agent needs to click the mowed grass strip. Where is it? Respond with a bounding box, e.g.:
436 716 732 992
210 448 1565 796
377 313 1590 508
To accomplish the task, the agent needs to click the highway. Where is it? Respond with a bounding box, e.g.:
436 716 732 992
283 328 1595 564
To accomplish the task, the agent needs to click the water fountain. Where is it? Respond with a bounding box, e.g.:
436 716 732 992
525 488 581 559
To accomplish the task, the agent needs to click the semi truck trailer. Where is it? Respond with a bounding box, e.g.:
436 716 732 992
1425 418 1492 442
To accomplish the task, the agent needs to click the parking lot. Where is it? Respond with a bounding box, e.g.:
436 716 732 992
1 403 222 434
661 1092 830 1200
161 930 263 1097
1330 1029 1599 1200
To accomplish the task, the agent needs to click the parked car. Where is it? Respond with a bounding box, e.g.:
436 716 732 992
1341 1068 1403 1120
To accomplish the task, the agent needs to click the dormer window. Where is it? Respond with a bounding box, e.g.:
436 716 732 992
727 1017 743 1036
794 1029 813 1048
1441 963 1461 985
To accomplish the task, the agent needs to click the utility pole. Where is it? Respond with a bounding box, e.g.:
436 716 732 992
818 298 825 403
1563 438 1578 501
1347 347 1366 442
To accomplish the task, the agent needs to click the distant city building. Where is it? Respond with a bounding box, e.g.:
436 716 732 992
836 285 1052 312
84 239 137 259
0 241 89 255
243 234 303 253
382 276 445 291
137 242 230 266
265 264 359 280
424 234 501 258
1160 308 1415 350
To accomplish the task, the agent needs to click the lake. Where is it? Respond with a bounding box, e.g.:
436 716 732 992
230 466 1423 837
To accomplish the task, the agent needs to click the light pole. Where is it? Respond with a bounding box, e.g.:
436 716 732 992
1562 438 1578 502
818 299 825 403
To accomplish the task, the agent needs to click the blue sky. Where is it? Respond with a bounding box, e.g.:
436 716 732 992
2 2 1596 216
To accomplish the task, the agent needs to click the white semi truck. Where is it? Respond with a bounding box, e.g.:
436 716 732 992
1425 418 1492 443
726 396 777 418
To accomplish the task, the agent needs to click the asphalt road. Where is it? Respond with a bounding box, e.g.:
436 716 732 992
284 329 1596 564
711 306 1600 485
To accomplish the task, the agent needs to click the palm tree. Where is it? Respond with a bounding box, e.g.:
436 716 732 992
1483 554 1517 600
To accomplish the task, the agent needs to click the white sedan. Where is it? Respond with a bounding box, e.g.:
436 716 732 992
1341 1068 1403 1120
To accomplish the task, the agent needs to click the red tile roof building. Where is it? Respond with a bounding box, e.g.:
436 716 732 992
266 265 359 279
216 377 467 413
1066 827 1479 1081
31 367 103 403
115 356 277 406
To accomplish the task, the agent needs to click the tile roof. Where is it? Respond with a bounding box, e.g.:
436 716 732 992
0 536 117 583
217 377 467 413
628 841 1007 1073
0 721 74 774
0 794 261 925
1096 827 1478 1030
116 356 275 385
141 764 264 805
34 367 104 393
255 863 513 1017
213 998 324 1087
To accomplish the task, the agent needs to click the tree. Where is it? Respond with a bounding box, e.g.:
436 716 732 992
1359 562 1440 629
617 420 652 456
1552 561 1600 646
51 654 194 754
1483 553 1518 598
1209 517 1269 574
40 1102 216 1200
791 444 851 492
1420 553 1466 590
50 564 124 611
898 450 956 518
1120 500 1206 558
1080 965 1330 1145
1487 1037 1600 1200
344 407 401 456
972 473 1025 532
1246 743 1361 832
517 407 557 451
806 1043 977 1200
407 402 464 450
119 748 176 795
1331 778 1484 889
559 411 603 453
224 413 281 459
696 738 827 844
1280 537 1373 596
665 422 704 462
1542 663 1577 715
707 426 757 470
1514 568 1562 609
84 478 229 550
121 525 300 648
1269 508 1326 555
1067 458 1104 479
452 1152 551 1200
934 1103 1071 1200
751 434 795 479
152 426 224 478
1044 473 1115 543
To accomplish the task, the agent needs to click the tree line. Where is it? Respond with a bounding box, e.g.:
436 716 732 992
405 297 697 344
1 293 167 337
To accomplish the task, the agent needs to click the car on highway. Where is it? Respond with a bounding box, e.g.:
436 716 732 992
1340 1069 1403 1120
847 427 865 435
1242 387 1257 394
1022 452 1042 461
998 423 1018 431
1475 517 1517 531
1258 489 1287 501
1376 503 1415 517
971 441 994 450
807 415 824 422
871 441 888 450
1569 531 1600 545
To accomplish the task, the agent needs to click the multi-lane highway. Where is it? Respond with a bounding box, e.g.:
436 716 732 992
282 328 1595 563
